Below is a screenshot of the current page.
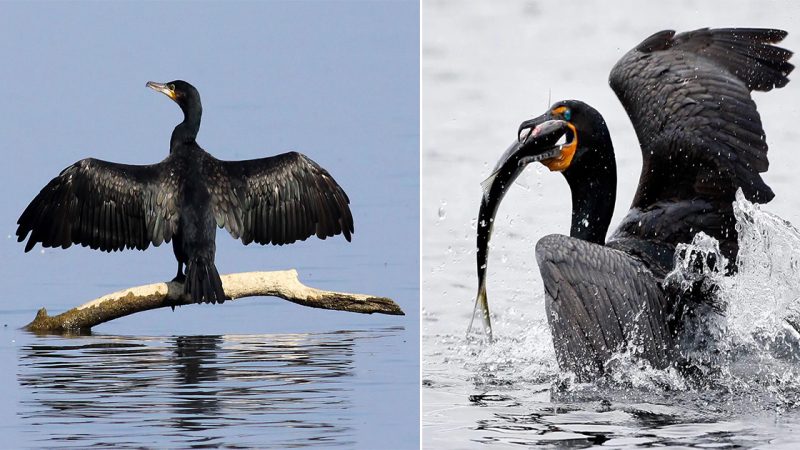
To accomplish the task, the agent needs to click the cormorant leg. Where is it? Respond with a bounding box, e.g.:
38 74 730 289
167 262 186 311
172 262 186 284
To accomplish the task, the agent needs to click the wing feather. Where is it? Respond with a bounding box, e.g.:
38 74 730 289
16 157 181 252
608 28 792 268
208 151 353 246
536 234 675 381
610 28 793 207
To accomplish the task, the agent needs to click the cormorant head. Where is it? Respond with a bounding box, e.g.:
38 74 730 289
516 100 613 174
479 100 617 254
146 80 202 117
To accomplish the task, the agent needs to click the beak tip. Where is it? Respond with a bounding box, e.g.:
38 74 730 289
518 126 534 144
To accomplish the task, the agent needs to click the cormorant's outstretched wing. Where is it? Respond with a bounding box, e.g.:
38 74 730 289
208 151 353 245
611 28 792 206
536 234 675 381
609 28 793 267
16 158 181 252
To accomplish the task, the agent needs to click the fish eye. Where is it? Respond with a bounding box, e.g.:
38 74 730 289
564 109 572 121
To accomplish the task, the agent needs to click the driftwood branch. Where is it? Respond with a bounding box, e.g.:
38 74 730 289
25 269 404 333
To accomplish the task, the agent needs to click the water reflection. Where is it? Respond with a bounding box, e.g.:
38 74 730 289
18 330 395 448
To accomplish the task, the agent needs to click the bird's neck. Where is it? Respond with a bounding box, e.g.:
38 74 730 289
170 106 202 150
563 145 617 245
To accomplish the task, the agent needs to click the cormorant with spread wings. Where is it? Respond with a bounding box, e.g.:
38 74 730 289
475 28 793 380
17 80 353 305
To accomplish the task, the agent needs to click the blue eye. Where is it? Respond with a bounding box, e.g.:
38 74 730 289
564 109 572 121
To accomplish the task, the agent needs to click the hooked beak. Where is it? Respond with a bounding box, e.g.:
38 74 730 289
146 81 177 101
479 118 573 203
516 116 578 172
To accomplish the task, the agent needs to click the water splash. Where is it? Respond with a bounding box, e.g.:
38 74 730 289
604 347 688 391
659 190 800 405
464 189 800 403
665 232 727 296
465 315 559 386
725 189 800 340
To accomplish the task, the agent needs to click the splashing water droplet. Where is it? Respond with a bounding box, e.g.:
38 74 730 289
438 201 447 221
725 189 800 340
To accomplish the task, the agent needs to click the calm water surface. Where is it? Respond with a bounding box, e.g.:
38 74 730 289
0 2 419 448
423 1 800 448
8 329 405 448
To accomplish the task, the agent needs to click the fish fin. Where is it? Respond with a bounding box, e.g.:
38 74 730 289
468 282 493 341
480 171 499 203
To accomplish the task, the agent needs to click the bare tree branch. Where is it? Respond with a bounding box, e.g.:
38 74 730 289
25 270 404 333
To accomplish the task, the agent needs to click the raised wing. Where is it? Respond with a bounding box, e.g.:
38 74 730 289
208 151 353 246
609 28 793 268
16 157 181 252
536 234 675 381
610 28 792 207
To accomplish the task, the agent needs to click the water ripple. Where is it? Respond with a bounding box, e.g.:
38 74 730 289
18 329 400 448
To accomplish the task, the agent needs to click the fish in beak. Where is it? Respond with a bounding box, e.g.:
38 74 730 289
470 118 575 340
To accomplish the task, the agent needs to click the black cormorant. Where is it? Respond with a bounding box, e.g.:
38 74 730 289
475 28 793 380
16 80 353 305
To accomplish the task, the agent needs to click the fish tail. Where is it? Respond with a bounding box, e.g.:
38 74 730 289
468 282 493 341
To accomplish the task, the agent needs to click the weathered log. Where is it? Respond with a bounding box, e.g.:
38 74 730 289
25 269 404 333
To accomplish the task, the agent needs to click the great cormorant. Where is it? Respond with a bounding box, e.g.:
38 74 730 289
16 80 353 305
475 28 793 380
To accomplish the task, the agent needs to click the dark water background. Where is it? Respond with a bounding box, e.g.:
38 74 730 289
423 0 800 447
0 2 419 448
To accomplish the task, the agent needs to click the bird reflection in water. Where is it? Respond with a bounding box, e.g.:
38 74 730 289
15 330 388 447
171 335 223 431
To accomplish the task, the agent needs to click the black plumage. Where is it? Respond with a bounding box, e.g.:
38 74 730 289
17 80 353 305
476 28 793 380
609 28 791 273
536 235 674 376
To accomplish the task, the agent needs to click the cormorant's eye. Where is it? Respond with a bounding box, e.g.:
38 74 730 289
563 109 572 121
168 83 175 91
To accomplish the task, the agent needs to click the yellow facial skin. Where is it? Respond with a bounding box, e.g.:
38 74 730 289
146 81 177 101
542 121 578 172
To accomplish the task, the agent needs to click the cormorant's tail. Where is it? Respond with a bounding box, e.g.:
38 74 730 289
185 256 226 304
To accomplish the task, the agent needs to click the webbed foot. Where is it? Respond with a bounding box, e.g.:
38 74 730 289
172 273 186 284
